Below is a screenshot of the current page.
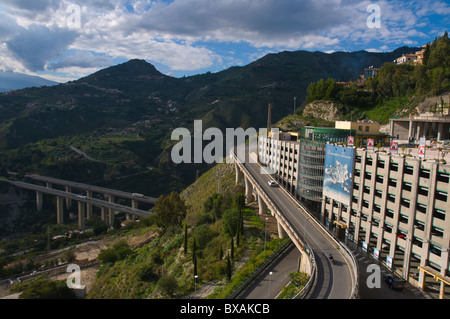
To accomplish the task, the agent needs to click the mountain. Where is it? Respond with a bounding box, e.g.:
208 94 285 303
0 71 59 92
0 47 421 181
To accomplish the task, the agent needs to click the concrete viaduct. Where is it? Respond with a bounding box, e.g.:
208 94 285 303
231 146 358 299
7 175 156 229
231 148 315 288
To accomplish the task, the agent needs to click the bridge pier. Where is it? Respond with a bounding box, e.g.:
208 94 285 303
258 193 267 216
108 195 115 225
129 199 138 220
109 210 115 226
235 163 244 185
65 186 72 210
36 191 43 212
244 176 254 203
56 196 64 224
86 190 92 219
78 201 85 229
276 217 288 239
100 207 106 223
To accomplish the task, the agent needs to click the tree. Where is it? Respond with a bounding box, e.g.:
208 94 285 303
183 224 188 255
230 237 234 260
98 240 131 264
158 274 178 297
18 279 76 299
154 192 187 230
226 253 232 281
222 208 240 237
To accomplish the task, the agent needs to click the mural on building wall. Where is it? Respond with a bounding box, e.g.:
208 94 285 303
323 144 355 205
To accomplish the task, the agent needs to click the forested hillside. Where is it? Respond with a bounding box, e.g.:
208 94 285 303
302 32 450 124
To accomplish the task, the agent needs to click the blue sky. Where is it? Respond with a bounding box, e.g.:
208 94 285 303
0 0 448 83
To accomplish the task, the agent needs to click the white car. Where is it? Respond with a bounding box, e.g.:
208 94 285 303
268 180 276 187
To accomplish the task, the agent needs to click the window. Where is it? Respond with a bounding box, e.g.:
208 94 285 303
418 186 428 196
399 214 408 224
376 175 384 184
388 178 397 187
387 193 395 203
433 208 446 221
363 200 369 209
404 165 414 175
436 191 448 202
402 182 412 192
365 126 370 132
417 203 427 214
414 220 425 231
386 209 394 219
401 198 410 209
377 160 385 169
420 169 430 179
390 162 398 172
437 172 449 183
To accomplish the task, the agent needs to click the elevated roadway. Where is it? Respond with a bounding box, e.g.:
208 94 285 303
233 146 357 299
25 174 157 204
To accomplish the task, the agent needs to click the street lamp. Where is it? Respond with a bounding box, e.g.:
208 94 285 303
268 271 273 299
194 274 198 296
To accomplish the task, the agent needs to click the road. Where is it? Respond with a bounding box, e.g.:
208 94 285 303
240 244 301 299
25 174 157 204
8 180 152 217
238 149 355 299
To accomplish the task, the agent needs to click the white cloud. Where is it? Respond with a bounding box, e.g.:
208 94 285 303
0 0 448 79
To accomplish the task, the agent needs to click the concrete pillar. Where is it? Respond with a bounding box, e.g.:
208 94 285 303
416 122 421 140
65 186 72 210
276 217 288 239
408 121 413 140
100 207 106 223
130 199 138 220
439 281 446 299
109 210 115 226
258 193 267 216
108 195 115 225
86 190 92 219
56 196 64 224
437 122 444 141
78 201 85 229
235 163 244 185
36 191 43 212
244 176 254 203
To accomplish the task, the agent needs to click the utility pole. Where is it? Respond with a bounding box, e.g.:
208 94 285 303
267 103 272 136
293 97 297 114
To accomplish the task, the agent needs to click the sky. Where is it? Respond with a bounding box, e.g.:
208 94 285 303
0 0 448 83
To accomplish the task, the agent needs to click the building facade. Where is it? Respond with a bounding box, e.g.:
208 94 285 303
258 128 450 296
322 146 450 293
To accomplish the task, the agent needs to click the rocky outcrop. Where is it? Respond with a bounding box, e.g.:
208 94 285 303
302 100 344 121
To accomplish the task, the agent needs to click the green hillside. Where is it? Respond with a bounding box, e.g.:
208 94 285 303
300 32 450 124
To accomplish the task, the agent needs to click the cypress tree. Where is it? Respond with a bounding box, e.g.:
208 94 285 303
184 224 188 254
230 237 234 260
226 253 232 281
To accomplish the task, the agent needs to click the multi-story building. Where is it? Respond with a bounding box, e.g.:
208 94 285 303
258 126 450 297
321 145 450 294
